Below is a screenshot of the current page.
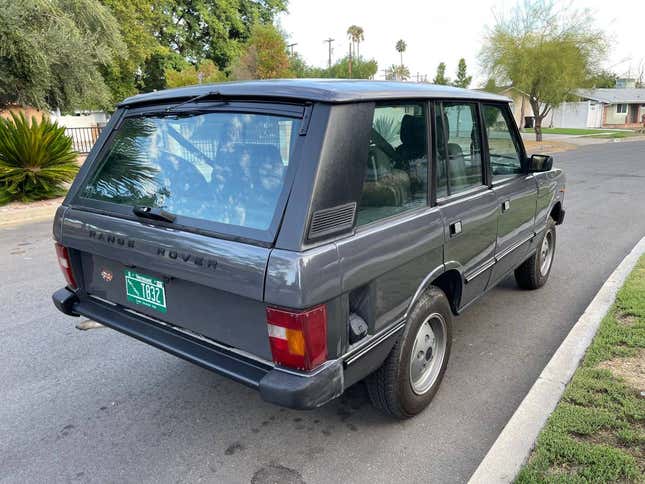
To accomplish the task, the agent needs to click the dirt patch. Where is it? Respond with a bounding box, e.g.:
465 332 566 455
598 349 645 391
616 312 639 327
524 140 578 154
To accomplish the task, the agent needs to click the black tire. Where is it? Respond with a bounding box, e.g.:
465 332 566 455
366 287 452 419
514 218 556 290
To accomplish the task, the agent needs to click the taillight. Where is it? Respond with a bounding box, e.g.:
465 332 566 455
266 305 327 371
55 243 78 289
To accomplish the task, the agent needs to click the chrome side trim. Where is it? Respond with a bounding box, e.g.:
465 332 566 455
495 233 535 262
344 319 406 366
464 257 496 283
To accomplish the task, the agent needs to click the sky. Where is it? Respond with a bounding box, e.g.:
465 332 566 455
278 0 645 85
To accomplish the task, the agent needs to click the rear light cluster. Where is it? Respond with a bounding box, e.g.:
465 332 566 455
55 243 78 289
266 305 327 371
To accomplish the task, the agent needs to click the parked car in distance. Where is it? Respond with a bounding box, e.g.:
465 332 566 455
52 80 565 418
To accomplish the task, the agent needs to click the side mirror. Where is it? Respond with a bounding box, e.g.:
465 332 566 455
528 154 553 172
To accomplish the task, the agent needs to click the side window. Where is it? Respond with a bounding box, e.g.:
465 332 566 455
357 103 428 225
482 104 523 181
435 102 484 196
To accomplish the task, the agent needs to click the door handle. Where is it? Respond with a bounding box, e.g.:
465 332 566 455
449 220 462 237
502 200 511 212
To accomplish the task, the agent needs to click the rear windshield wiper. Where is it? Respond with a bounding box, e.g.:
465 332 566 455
164 90 221 113
133 206 176 223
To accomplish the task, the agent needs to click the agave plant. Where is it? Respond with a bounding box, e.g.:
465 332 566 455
0 112 79 204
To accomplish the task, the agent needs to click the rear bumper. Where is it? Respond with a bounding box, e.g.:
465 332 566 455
52 287 343 409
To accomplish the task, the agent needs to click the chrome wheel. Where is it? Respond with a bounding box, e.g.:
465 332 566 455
540 230 554 277
409 313 447 395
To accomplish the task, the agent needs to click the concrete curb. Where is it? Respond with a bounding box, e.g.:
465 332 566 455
469 236 645 484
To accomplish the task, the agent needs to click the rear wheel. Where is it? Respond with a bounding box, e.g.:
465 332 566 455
366 287 452 419
515 219 556 289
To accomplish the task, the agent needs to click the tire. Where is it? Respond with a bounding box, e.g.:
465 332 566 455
366 287 452 419
514 218 556 290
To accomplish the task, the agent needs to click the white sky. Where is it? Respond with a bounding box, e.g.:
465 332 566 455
278 0 645 85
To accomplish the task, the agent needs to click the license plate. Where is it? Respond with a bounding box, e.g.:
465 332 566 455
124 270 167 313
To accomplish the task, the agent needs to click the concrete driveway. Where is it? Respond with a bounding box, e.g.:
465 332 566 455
1 141 645 483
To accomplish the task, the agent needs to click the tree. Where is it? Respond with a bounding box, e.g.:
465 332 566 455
166 60 226 87
587 69 618 88
482 78 502 93
480 0 608 141
433 62 450 85
99 0 163 102
328 57 378 79
0 0 125 111
385 64 410 81
347 25 365 59
452 58 472 88
395 40 407 67
230 23 291 80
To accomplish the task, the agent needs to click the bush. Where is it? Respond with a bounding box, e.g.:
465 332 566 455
0 112 79 204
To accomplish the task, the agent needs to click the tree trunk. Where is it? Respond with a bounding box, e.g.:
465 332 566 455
529 99 542 142
534 115 543 142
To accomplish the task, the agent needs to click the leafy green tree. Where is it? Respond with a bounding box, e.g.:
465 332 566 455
385 64 410 81
0 113 79 204
166 60 226 87
99 0 165 102
328 57 378 79
452 58 472 88
151 0 287 72
0 0 125 111
230 23 292 79
482 78 502 93
433 62 450 85
588 69 618 88
480 0 608 140
395 40 407 66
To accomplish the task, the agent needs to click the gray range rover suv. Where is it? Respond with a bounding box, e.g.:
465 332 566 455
52 80 565 418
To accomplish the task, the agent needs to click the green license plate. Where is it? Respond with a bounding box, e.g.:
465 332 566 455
124 270 167 313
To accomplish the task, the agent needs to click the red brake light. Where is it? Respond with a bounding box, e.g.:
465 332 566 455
55 243 78 289
266 305 327 371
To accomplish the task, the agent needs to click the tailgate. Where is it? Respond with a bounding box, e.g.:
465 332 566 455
61 209 273 359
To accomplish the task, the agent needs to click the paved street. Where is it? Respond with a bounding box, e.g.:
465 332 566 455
1 141 644 484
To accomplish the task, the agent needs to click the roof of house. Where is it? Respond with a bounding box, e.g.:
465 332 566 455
119 79 511 107
577 88 645 104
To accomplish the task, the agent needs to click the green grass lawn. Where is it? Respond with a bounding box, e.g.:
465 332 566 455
523 127 632 136
516 255 645 483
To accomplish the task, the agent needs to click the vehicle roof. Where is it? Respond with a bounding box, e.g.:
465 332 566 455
119 79 511 107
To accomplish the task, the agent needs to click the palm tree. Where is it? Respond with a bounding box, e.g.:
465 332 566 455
347 25 364 59
395 39 407 67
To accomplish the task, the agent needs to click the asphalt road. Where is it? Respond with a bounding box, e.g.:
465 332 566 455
2 140 644 484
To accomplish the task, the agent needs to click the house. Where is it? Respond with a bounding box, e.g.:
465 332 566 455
483 84 645 130
574 87 645 129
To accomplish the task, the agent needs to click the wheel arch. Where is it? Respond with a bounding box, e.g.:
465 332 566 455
406 263 464 318
550 201 564 225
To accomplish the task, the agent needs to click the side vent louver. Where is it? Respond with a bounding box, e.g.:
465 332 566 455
308 202 357 239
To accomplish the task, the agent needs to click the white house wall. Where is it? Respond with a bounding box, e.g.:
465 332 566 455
549 101 592 129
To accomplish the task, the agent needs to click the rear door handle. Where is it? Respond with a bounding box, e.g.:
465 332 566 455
449 220 462 237
502 200 510 212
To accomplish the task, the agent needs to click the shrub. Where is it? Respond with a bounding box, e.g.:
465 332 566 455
0 112 79 204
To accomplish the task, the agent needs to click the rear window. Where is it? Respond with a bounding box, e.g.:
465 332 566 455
81 111 300 231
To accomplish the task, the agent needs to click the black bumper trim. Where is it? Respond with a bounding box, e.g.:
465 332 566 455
52 288 344 409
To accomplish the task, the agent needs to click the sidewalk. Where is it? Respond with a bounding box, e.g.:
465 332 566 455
0 197 63 227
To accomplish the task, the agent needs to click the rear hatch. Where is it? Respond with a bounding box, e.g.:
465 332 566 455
61 102 304 360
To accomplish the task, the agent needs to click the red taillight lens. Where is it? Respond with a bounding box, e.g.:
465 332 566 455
55 243 78 289
266 305 327 371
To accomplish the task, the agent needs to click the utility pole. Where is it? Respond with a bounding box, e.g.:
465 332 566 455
324 38 335 70
287 43 297 56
